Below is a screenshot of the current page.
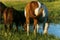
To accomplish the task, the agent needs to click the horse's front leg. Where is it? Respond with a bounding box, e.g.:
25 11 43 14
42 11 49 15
34 18 38 36
43 19 49 34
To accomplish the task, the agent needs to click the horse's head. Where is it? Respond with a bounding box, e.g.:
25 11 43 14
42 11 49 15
38 3 48 18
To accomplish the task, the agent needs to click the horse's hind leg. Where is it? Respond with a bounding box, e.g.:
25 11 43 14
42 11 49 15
4 24 7 32
26 17 30 36
4 19 7 32
9 23 13 32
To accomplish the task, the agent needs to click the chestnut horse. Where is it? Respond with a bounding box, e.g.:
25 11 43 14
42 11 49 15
3 7 26 32
0 2 7 23
24 1 49 36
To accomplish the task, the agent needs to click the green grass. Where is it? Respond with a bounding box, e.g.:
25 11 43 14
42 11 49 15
0 24 60 40
0 30 60 40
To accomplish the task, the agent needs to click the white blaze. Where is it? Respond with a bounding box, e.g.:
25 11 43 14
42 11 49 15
35 1 41 16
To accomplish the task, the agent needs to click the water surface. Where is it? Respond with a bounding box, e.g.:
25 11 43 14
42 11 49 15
39 23 60 37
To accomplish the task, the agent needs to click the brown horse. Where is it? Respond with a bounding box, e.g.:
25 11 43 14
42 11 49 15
24 1 49 36
3 7 26 32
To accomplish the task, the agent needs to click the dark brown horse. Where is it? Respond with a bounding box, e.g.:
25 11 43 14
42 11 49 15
3 7 26 32
24 1 49 36
0 2 7 23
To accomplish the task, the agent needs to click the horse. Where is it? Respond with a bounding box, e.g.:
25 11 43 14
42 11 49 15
0 2 7 23
3 7 26 32
24 1 49 36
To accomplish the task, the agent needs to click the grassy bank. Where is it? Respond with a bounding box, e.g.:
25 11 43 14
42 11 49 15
0 24 60 40
0 30 60 40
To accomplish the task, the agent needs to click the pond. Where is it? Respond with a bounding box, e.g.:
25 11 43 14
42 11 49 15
39 23 60 37
20 23 60 37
